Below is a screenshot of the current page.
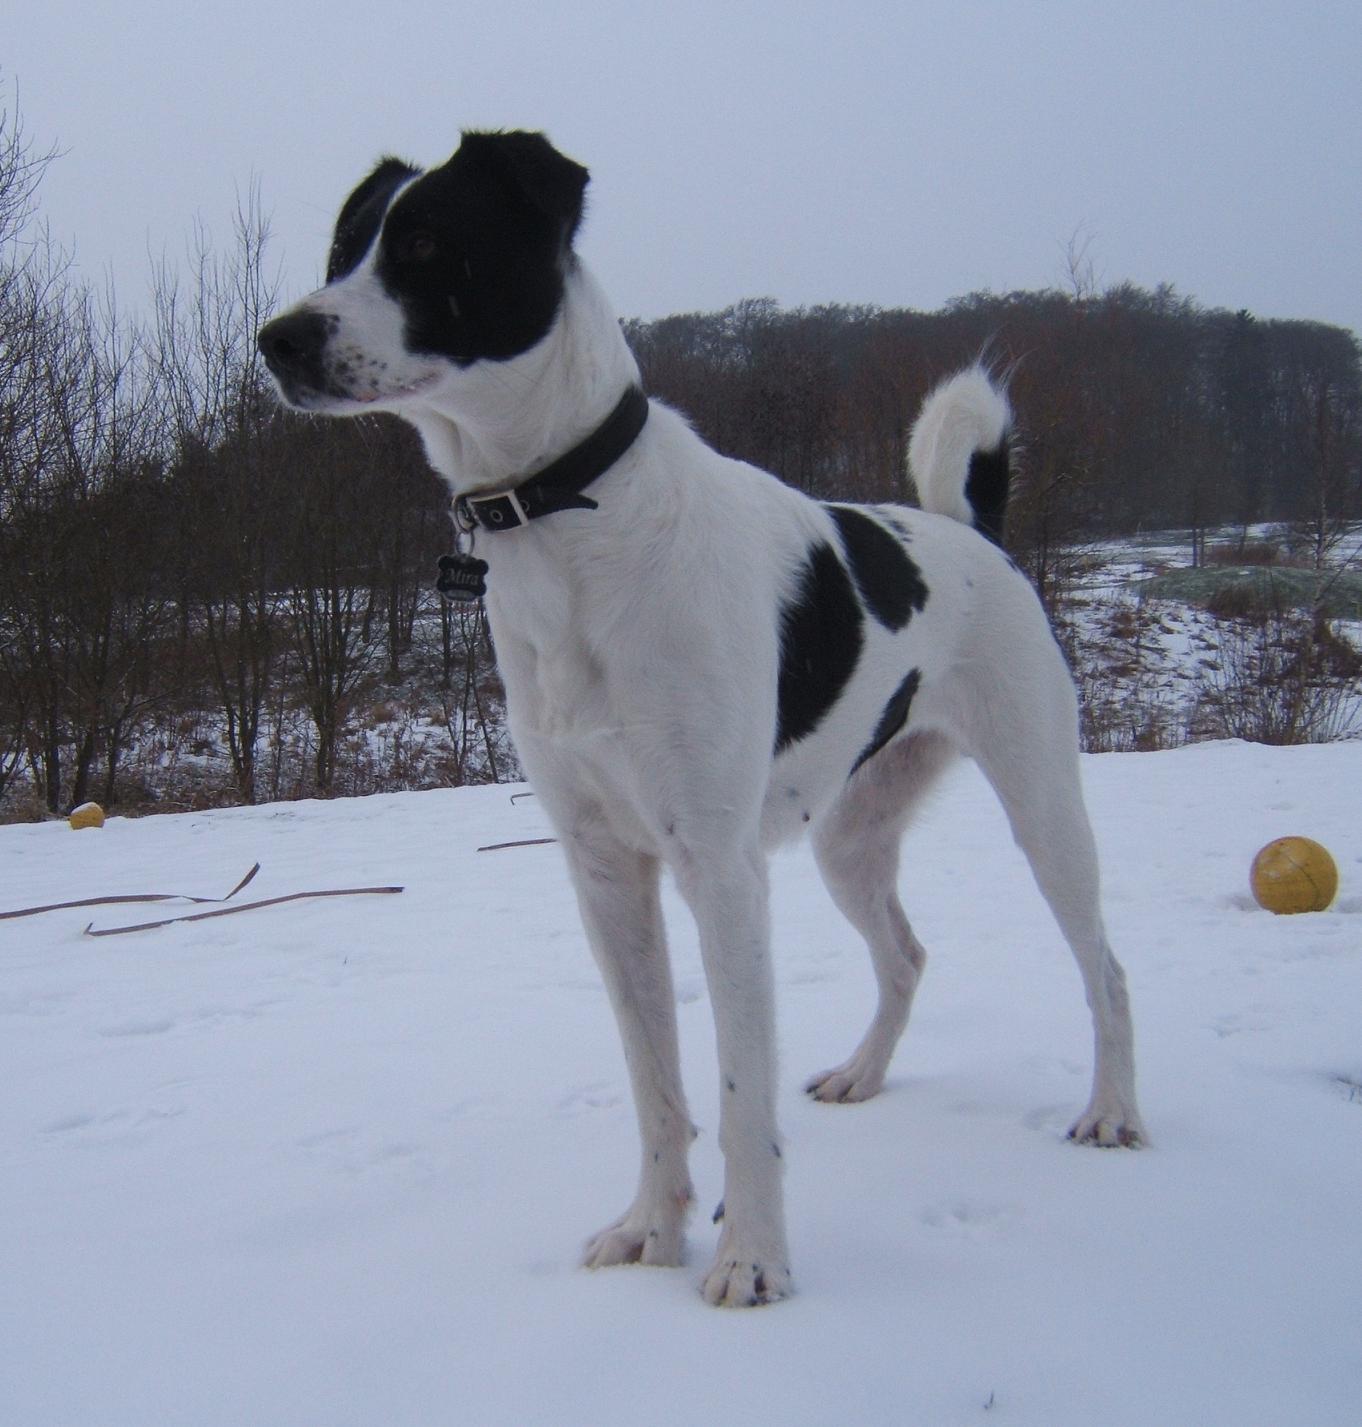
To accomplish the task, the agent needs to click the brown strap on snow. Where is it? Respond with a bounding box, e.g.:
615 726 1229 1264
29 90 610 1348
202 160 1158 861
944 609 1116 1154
1 863 262 921
84 883 404 937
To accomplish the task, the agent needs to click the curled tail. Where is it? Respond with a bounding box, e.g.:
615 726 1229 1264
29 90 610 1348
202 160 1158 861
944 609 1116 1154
907 366 1013 545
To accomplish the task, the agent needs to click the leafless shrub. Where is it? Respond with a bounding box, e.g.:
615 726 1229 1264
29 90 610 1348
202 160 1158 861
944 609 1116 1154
436 602 517 785
1204 540 1282 567
1046 592 1187 753
1077 671 1182 753
1191 604 1360 745
1204 582 1268 622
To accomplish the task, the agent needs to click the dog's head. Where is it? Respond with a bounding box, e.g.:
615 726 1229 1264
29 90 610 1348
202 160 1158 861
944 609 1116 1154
258 131 589 414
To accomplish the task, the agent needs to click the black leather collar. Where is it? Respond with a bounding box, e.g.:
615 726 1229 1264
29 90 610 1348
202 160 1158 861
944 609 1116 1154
454 385 649 533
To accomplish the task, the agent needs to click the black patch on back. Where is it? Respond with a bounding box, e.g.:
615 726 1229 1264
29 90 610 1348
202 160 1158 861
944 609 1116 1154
826 505 928 630
850 669 922 776
965 444 1011 546
371 130 589 367
874 509 915 542
775 542 863 754
327 158 420 282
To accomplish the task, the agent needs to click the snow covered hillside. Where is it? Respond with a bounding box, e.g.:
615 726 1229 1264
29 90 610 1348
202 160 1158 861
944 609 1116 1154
3 741 1360 1426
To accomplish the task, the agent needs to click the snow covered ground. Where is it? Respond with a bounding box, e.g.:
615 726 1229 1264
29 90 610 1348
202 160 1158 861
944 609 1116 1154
3 740 1360 1426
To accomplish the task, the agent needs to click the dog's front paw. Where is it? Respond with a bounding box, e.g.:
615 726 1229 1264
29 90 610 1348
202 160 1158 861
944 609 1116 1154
582 1194 690 1270
701 1253 793 1308
1068 1101 1146 1148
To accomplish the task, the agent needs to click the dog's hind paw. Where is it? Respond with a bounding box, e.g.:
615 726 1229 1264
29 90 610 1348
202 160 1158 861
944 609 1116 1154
701 1254 793 1308
804 1054 886 1104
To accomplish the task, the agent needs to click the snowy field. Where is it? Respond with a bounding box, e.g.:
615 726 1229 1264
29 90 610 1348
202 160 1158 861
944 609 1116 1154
3 740 1360 1426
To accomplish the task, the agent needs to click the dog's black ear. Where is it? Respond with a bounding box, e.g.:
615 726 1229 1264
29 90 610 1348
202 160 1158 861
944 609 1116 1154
328 157 420 281
453 130 589 250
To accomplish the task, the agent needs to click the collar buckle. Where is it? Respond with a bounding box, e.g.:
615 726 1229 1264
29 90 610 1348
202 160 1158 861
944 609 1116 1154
463 487 530 531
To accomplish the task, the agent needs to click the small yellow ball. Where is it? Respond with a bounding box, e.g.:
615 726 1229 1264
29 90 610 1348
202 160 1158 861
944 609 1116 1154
1250 836 1338 914
68 801 106 831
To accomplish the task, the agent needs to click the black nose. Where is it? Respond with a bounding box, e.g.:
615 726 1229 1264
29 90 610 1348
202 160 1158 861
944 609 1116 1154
257 310 329 375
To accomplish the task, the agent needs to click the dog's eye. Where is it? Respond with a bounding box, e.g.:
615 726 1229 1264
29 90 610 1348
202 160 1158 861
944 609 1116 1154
398 231 438 263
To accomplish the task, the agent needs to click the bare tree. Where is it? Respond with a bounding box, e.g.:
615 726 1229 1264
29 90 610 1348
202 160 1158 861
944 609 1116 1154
280 420 385 794
436 599 511 784
0 78 56 254
152 185 283 801
1286 333 1361 570
0 249 169 810
1060 224 1101 303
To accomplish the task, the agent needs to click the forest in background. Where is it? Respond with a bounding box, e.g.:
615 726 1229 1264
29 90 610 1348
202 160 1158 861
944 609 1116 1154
626 283 1361 593
2 96 1360 819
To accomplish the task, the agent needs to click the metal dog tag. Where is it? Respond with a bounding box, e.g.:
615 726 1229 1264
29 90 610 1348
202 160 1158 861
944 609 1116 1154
436 552 489 603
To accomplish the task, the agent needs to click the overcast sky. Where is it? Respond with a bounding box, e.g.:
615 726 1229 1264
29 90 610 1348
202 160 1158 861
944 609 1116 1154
9 1 1361 337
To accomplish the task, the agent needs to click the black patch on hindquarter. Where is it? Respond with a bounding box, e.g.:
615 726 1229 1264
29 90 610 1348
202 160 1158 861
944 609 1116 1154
775 542 864 754
826 505 928 631
368 130 589 367
965 443 1011 546
850 669 922 776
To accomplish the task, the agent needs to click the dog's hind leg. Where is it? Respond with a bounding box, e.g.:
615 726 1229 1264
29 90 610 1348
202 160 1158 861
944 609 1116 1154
806 731 957 1103
958 651 1146 1148
557 816 697 1269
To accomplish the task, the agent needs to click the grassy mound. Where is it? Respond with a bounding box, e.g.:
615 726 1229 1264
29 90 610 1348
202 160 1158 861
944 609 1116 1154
1138 565 1362 619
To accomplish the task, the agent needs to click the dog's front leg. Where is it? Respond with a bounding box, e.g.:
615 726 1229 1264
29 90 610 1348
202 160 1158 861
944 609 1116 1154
675 841 792 1307
559 826 696 1270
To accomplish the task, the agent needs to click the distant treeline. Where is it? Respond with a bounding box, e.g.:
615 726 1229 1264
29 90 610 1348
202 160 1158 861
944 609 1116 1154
2 92 1360 814
625 285 1361 548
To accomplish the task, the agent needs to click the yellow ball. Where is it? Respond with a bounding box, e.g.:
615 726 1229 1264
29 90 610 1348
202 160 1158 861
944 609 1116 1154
68 801 106 830
1250 836 1338 914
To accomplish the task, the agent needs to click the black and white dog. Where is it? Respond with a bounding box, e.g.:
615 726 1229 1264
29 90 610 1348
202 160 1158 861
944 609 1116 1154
259 131 1144 1307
